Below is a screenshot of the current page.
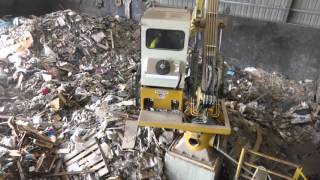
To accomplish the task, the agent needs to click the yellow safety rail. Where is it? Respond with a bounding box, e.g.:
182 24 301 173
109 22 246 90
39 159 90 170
235 148 308 180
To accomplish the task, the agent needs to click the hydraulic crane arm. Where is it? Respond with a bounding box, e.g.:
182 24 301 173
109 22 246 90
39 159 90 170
190 0 224 111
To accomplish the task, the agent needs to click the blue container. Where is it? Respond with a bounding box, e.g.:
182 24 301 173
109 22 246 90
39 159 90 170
0 19 12 34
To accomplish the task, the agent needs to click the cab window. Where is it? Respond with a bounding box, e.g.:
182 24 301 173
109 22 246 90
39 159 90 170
146 29 185 50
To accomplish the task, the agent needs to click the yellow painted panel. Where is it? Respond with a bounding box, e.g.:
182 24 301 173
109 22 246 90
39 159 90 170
140 86 183 110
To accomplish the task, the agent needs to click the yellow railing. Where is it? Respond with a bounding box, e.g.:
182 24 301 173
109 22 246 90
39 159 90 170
234 148 308 180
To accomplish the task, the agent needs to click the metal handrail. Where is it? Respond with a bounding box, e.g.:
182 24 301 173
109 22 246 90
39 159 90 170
234 148 308 180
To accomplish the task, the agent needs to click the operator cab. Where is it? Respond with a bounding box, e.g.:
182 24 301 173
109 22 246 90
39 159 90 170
140 7 191 89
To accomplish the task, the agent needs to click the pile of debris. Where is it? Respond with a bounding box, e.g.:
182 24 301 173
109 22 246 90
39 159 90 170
224 65 320 144
1 8 319 180
0 10 172 179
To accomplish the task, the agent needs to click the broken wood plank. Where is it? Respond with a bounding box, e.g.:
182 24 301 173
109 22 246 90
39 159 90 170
78 152 97 166
8 117 18 136
65 144 98 166
98 167 109 177
33 139 53 149
15 73 24 89
44 170 97 177
16 123 52 142
95 137 109 174
122 120 138 149
0 115 30 121
64 139 96 161
100 143 112 159
35 153 46 172
90 161 105 171
63 138 111 178
55 148 71 154
17 161 26 180
78 150 102 167
54 158 63 174
82 159 104 170
66 162 81 172
107 176 121 180
107 29 114 49
48 155 58 172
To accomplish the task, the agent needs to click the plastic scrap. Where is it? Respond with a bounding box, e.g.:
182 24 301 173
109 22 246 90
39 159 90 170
0 10 170 179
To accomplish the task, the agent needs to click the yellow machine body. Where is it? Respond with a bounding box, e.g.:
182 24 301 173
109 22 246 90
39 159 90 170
138 99 231 135
183 131 214 151
136 2 308 180
140 86 183 111
137 3 230 180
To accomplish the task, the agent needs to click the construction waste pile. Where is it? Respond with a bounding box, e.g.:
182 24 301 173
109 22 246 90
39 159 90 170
224 66 320 144
221 66 320 179
0 10 173 179
0 10 319 179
